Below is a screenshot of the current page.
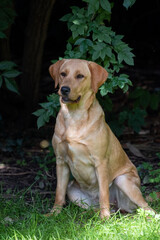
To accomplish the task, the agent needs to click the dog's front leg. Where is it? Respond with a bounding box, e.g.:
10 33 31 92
52 161 70 215
96 162 110 219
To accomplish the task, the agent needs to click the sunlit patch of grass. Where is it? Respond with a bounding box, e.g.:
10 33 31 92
0 192 160 240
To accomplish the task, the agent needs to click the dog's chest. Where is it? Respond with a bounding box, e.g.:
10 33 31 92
54 110 101 188
64 139 98 187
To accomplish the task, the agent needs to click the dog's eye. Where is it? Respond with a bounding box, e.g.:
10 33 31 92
76 74 84 79
61 72 67 77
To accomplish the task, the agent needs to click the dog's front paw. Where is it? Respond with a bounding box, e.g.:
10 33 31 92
51 205 63 215
45 205 62 217
100 209 110 220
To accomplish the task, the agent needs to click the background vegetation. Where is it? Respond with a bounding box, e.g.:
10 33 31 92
0 0 159 133
0 0 160 131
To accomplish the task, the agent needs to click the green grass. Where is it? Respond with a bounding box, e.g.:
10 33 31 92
0 192 160 240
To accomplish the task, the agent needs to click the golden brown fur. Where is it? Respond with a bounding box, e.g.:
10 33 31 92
49 59 153 219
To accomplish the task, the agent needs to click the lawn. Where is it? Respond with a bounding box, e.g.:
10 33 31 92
0 128 160 240
1 190 160 240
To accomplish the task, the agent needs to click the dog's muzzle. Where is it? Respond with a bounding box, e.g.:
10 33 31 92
60 86 81 104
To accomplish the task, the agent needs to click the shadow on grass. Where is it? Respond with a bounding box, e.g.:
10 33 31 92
0 190 160 240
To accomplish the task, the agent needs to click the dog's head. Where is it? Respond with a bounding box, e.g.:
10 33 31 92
49 59 108 104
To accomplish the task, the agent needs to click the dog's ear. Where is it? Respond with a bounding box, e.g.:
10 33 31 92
88 62 108 93
49 59 65 88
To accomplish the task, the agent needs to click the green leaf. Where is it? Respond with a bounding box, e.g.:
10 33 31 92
71 25 78 39
0 31 7 38
100 0 111 13
75 38 92 49
129 88 144 99
118 81 125 89
149 93 159 110
80 41 89 52
2 70 21 78
105 47 112 58
0 18 9 31
123 0 136 9
100 95 113 112
92 26 112 44
92 51 100 61
74 38 85 45
88 0 99 15
33 93 60 128
0 6 16 31
118 50 134 65
33 109 45 117
112 35 124 46
47 95 57 103
140 91 151 109
47 93 60 103
4 78 19 94
128 108 146 133
0 61 17 70
117 74 132 90
37 115 45 129
123 85 129 93
43 111 50 123
109 120 124 137
119 111 128 124
71 23 87 39
100 84 108 96
66 43 72 51
73 19 81 25
100 81 114 96
112 36 135 65
0 76 3 87
60 13 72 22
78 25 87 35
112 35 134 65
4 7 17 19
104 59 110 69
92 42 112 61
71 6 82 15
39 102 53 109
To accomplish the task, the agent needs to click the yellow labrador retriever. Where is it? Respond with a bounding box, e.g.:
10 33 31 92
49 59 153 219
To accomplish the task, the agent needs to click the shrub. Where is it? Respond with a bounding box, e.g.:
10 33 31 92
34 0 136 130
0 61 21 94
0 0 21 94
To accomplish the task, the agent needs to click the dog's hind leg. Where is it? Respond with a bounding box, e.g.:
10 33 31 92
109 182 137 213
114 173 153 212
67 180 99 209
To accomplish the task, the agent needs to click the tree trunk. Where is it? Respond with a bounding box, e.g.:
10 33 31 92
21 0 56 126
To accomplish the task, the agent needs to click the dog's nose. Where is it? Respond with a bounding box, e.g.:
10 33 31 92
61 86 70 96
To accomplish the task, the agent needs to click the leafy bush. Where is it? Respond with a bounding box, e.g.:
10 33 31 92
112 88 160 136
0 61 21 94
0 0 16 39
33 94 60 129
0 0 21 94
61 0 134 95
34 0 160 137
109 107 147 136
138 161 160 191
129 87 160 111
34 0 136 129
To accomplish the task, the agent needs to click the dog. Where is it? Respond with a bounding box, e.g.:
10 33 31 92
49 59 153 219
